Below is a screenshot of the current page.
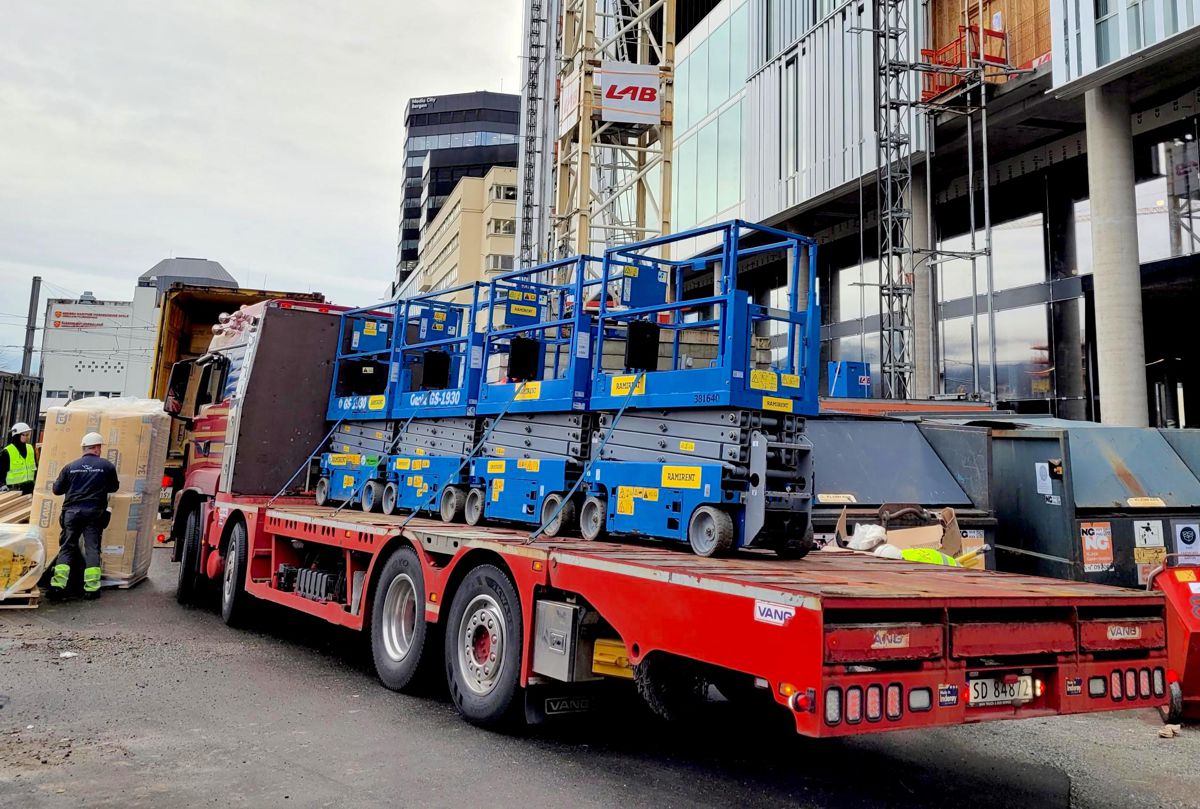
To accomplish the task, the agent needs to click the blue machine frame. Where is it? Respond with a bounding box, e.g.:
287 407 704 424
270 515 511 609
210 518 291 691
588 220 821 415
390 283 485 420
326 303 399 421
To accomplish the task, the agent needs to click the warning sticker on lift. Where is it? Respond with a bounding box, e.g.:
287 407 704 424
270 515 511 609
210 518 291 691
679 440 696 452
749 370 778 392
363 321 378 335
515 381 542 401
368 395 386 411
327 454 360 467
1080 522 1114 573
414 459 430 470
517 459 541 472
494 446 506 455
661 466 702 489
487 460 506 474
611 375 646 397
342 475 354 489
781 373 800 388
491 478 504 501
394 458 412 470
617 486 659 515
510 304 537 317
762 396 793 413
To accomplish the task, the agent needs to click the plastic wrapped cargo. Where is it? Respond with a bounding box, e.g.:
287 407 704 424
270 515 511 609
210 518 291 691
30 397 170 588
0 523 44 599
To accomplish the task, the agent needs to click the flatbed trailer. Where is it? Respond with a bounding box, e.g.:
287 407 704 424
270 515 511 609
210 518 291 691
200 494 1172 736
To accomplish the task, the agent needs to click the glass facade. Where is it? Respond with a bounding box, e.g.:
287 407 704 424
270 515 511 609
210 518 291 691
674 0 750 231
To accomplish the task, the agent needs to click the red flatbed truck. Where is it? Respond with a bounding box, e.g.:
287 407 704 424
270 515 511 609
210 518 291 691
169 298 1173 733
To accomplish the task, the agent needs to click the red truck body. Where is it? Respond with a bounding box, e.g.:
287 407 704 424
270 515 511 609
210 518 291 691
169 299 1174 736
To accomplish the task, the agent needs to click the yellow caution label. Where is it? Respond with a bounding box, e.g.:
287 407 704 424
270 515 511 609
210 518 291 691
515 381 542 400
1127 496 1166 507
762 396 793 413
611 375 646 397
432 323 444 331
374 431 384 439
410 475 424 488
616 488 635 515
661 466 702 489
414 459 429 470
1134 546 1167 564
341 475 354 488
487 460 506 474
781 373 800 388
509 290 522 300
679 440 696 452
523 292 537 301
393 457 412 470
623 266 639 278
817 493 858 504
750 370 778 392
418 484 428 497
434 311 446 321
363 321 378 336
491 478 504 501
416 448 426 455
327 454 360 467
510 304 537 317
1176 569 1197 582
517 459 541 472
367 395 386 411
494 446 506 455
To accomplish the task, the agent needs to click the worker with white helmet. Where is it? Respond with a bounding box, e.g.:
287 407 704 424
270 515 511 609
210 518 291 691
48 431 119 600
0 421 37 495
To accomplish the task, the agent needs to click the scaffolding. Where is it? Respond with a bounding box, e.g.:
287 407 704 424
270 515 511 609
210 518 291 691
552 0 675 264
870 0 1026 400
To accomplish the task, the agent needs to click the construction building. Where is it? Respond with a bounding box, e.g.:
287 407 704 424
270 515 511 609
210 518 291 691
519 0 1200 427
393 92 521 293
397 166 519 300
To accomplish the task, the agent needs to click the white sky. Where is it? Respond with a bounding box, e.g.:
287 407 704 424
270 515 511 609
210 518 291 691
0 1 521 371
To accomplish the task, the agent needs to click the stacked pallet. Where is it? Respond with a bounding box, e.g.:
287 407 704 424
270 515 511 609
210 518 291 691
0 491 32 523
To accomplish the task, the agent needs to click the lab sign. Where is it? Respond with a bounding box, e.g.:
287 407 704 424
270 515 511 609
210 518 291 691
599 61 661 124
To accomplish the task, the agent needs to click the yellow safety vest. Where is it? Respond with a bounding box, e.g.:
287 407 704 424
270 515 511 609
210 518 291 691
4 443 35 486
900 547 961 567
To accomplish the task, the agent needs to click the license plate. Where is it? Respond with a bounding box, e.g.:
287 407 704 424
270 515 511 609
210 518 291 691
968 675 1034 706
160 486 172 504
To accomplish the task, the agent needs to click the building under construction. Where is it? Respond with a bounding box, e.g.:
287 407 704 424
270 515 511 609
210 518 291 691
518 0 1200 428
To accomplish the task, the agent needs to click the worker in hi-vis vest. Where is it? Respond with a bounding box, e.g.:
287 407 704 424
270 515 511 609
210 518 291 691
844 525 961 566
0 422 37 495
48 432 119 600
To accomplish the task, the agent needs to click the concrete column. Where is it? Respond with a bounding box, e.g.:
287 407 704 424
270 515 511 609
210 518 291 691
910 172 936 398
1046 173 1088 420
826 265 842 362
1084 82 1148 427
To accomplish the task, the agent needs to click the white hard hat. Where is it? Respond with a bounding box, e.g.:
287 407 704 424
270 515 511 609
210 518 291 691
873 544 905 560
81 432 104 448
10 422 31 437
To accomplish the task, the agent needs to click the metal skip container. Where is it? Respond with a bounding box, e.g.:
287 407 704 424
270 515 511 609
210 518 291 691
920 417 1200 588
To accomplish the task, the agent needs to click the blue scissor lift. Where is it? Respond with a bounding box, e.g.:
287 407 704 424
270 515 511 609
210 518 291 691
579 220 822 556
464 256 609 534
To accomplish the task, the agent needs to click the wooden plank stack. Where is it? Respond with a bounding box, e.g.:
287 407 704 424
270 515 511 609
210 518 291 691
0 491 32 523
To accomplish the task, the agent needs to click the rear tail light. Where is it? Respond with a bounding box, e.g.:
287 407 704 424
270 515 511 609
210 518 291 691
845 687 862 724
1110 670 1123 700
1125 669 1137 700
865 684 883 722
1139 669 1151 699
1153 668 1165 697
908 687 932 712
824 687 842 725
886 684 903 720
1088 676 1107 697
161 475 173 487
1034 678 1045 698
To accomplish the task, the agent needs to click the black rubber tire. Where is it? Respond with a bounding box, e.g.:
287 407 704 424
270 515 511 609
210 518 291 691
580 496 607 541
314 477 330 507
634 653 711 721
1160 681 1185 724
175 507 202 606
371 546 433 692
774 524 816 560
688 506 734 557
443 564 524 728
440 486 467 523
464 488 485 526
220 520 252 627
539 493 576 538
362 480 383 513
382 482 399 515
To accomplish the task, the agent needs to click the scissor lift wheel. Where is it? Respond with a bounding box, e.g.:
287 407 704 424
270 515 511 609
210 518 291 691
688 506 733 557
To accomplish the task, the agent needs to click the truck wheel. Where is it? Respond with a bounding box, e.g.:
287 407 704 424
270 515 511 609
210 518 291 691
688 506 734 557
580 496 607 541
440 486 466 523
444 564 523 728
314 477 330 507
1160 681 1185 724
382 482 399 515
175 507 202 606
464 488 485 526
774 524 816 560
362 481 383 513
539 493 576 537
220 520 252 627
635 653 710 721
371 546 432 692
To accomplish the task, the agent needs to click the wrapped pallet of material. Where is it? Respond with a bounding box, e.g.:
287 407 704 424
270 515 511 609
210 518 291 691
0 523 44 599
30 397 170 588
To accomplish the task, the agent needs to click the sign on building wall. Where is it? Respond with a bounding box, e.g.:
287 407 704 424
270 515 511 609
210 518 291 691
597 62 661 125
559 70 581 137
48 306 132 330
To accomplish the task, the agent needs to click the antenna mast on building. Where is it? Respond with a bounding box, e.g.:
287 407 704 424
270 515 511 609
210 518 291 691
552 0 675 263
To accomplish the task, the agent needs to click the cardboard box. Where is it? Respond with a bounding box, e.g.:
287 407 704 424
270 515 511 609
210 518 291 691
30 492 154 584
836 506 964 558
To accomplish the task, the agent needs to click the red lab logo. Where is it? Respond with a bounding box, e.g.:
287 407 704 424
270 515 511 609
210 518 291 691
606 85 657 102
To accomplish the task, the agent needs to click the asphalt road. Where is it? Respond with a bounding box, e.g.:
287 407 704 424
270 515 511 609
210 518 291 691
2 547 1197 809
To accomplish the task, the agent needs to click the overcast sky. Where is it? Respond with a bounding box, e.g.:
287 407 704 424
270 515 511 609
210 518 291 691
0 1 521 372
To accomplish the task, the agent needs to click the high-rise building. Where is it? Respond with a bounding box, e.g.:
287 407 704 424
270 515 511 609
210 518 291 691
394 92 520 294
